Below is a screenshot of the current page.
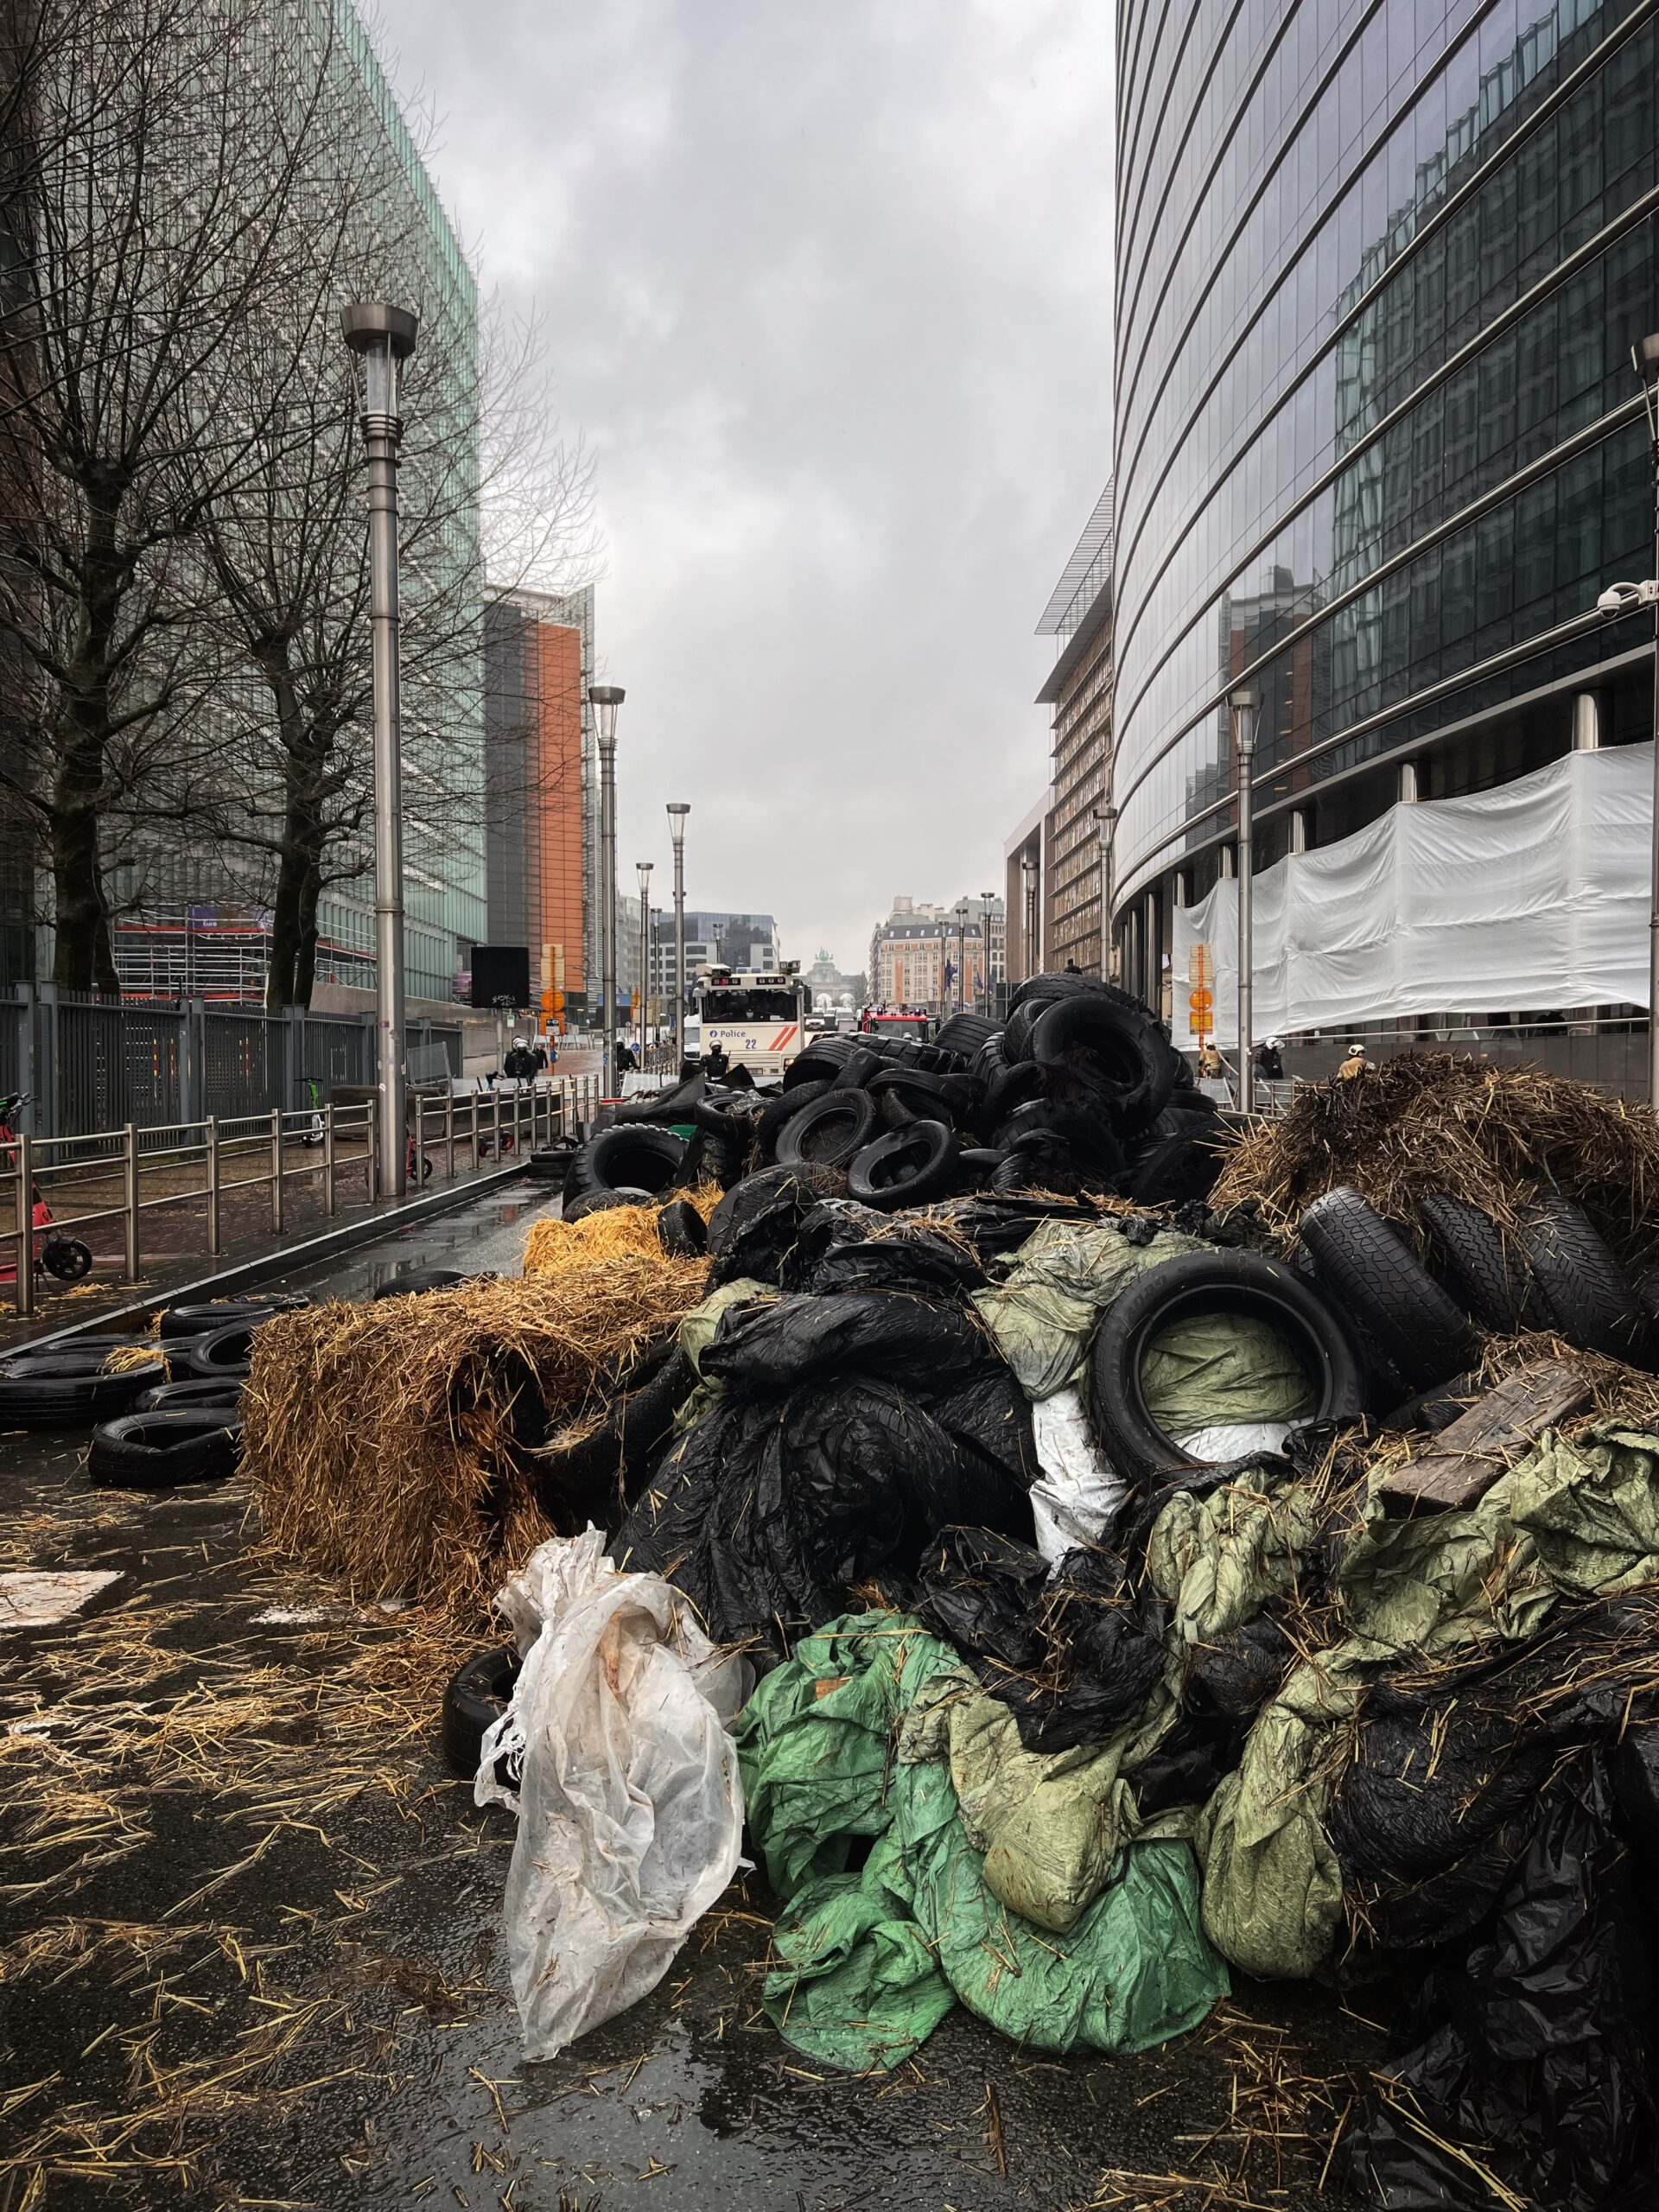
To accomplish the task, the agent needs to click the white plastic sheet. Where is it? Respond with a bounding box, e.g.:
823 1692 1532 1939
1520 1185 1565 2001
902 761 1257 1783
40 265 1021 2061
1171 744 1654 1047
1029 1386 1128 1563
477 1529 751 2059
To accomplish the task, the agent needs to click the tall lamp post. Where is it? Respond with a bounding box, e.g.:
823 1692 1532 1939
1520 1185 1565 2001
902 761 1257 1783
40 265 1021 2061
1634 333 1659 1114
1093 802 1117 987
980 892 996 1013
955 899 969 1013
341 302 418 1198
1230 688 1260 1114
635 861 653 1054
588 685 624 1095
666 804 690 1064
1021 855 1039 982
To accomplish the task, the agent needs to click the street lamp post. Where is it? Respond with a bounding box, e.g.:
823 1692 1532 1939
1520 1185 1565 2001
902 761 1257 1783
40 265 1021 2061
955 900 969 1014
1634 334 1659 1114
980 892 996 1013
588 685 624 1095
341 302 418 1199
1093 802 1117 987
1020 855 1039 982
667 804 690 1065
635 861 653 1055
1230 688 1260 1114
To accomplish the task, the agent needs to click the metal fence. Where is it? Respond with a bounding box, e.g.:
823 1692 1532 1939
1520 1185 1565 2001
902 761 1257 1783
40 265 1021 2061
2 986 464 1138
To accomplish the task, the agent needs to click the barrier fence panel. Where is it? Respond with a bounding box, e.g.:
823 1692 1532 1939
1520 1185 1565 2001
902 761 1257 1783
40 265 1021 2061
302 1014 372 1096
202 1008 287 1120
54 994 185 1137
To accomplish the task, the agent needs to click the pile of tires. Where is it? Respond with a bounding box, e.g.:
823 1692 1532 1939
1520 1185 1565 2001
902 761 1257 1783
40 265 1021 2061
755 972 1226 1211
0 1336 167 1430
71 1292 308 1478
1294 1184 1656 1403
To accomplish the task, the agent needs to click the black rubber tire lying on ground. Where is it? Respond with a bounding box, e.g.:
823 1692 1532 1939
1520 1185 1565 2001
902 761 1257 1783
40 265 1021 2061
563 1185 654 1223
1518 1193 1654 1365
830 1048 886 1091
563 1122 686 1205
754 1077 832 1160
181 1323 259 1379
847 1122 960 1209
1419 1193 1548 1333
956 1147 1008 1187
1004 973 1147 1059
783 1034 861 1088
657 1198 709 1255
525 1145 578 1180
0 1343 168 1429
1085 1247 1365 1493
1298 1185 1477 1391
133 1377 243 1414
1127 1124 1226 1208
441 1647 521 1784
372 1268 473 1300
158 1296 309 1341
776 1088 880 1169
87 1409 244 1489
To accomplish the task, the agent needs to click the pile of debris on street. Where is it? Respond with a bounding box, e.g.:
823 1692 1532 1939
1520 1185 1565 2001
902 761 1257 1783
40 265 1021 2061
16 968 1659 2209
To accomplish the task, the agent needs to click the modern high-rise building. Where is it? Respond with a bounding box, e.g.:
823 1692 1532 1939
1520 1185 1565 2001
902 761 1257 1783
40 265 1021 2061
483 585 594 1020
1110 0 1659 1024
1036 485 1115 978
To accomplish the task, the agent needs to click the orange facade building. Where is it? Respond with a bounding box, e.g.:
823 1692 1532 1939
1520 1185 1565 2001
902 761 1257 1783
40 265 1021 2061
484 587 592 1019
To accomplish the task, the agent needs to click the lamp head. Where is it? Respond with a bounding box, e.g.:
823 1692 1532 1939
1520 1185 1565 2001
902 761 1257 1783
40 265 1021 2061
1633 333 1659 385
665 802 689 851
341 302 418 421
588 685 625 745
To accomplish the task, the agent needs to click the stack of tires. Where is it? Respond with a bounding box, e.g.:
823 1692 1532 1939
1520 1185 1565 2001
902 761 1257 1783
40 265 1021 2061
79 1294 307 1489
755 974 1227 1211
1295 1184 1656 1407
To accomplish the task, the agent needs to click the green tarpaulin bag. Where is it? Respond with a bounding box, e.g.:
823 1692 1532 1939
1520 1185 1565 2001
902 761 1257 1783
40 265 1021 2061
738 1611 1228 2072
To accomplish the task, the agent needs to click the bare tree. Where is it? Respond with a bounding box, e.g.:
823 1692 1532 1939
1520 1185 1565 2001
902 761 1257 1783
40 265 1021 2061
0 0 361 991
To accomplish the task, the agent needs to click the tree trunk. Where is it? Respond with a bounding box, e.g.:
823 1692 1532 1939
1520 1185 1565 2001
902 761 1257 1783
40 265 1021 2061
258 639 329 1010
51 484 124 995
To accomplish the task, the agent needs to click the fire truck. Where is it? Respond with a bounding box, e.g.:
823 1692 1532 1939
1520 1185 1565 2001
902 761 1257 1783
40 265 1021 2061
696 965 810 1078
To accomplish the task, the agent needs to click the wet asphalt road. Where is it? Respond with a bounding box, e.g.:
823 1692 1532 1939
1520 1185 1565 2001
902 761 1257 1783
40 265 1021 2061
0 1182 1379 2211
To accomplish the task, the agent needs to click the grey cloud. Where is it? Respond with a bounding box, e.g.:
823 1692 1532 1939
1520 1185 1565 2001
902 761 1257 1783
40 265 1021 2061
374 0 1113 969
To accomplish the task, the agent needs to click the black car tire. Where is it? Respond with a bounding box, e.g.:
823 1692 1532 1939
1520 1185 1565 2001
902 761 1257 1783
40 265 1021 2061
562 1123 685 1205
133 1377 245 1414
1086 1248 1364 1491
846 1122 960 1209
1128 1126 1226 1208
87 1409 243 1489
1299 1185 1478 1390
159 1295 309 1341
776 1089 880 1169
563 1185 654 1223
754 1078 831 1159
783 1035 860 1089
442 1647 521 1783
372 1268 473 1300
934 1013 998 1061
657 1198 709 1256
1026 995 1181 1130
181 1322 261 1378
1419 1193 1548 1333
957 1146 1007 1188
1519 1193 1653 1364
0 1341 168 1429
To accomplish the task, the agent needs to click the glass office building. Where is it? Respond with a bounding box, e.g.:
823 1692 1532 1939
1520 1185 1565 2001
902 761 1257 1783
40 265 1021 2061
1111 0 1659 1005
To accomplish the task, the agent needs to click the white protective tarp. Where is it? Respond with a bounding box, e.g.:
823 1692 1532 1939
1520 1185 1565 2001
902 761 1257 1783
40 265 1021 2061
477 1529 750 2058
1029 1386 1128 1563
1171 744 1653 1048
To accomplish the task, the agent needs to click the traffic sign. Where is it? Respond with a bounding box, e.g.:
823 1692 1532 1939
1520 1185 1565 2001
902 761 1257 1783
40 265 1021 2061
1189 987 1213 1014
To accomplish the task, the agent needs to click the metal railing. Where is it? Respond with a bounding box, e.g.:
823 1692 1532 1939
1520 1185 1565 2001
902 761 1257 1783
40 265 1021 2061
1 1077 593 1318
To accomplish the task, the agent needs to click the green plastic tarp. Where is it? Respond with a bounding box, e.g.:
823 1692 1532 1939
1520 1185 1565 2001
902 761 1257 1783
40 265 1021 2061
971 1218 1206 1400
737 1611 1227 2072
1141 1311 1314 1440
1190 1421 1659 1981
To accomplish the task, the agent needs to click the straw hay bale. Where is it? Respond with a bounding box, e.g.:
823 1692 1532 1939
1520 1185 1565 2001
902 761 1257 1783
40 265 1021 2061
242 1260 709 1618
1214 1052 1659 1262
523 1186 721 1278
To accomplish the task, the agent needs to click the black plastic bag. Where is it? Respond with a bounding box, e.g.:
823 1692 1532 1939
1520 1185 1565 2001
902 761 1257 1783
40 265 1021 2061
1338 1756 1659 2212
922 1366 1039 1491
781 1199 991 1299
702 1288 993 1394
704 1164 845 1283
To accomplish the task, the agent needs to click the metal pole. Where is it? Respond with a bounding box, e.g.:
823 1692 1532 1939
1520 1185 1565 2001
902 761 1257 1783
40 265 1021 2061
981 892 996 1012
15 1131 32 1317
207 1116 221 1254
668 804 689 1065
322 1104 334 1219
270 1108 283 1235
342 302 418 1200
1641 357 1659 1114
1095 805 1117 985
1230 690 1259 1114
123 1122 138 1278
636 861 653 1060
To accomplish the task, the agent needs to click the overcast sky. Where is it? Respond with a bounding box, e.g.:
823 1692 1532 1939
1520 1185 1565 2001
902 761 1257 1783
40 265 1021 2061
376 0 1114 976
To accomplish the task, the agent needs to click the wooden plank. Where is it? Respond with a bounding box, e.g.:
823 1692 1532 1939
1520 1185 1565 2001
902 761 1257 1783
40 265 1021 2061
1378 1359 1591 1516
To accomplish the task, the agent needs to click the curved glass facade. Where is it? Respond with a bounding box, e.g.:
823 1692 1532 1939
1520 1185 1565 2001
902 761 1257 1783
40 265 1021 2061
1111 0 1659 950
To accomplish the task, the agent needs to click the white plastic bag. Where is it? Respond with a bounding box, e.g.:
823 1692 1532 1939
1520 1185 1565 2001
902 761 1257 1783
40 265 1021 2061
1174 1419 1295 1464
1029 1386 1129 1563
477 1528 750 2058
